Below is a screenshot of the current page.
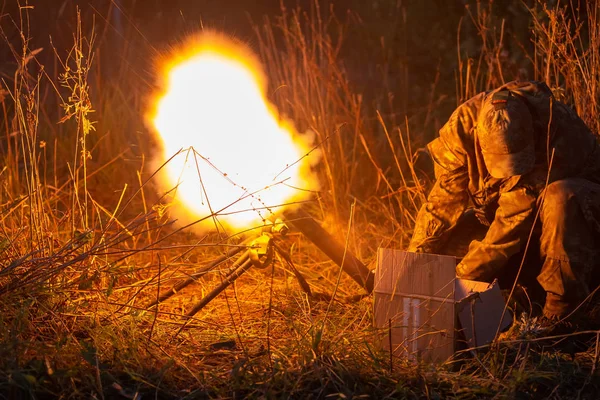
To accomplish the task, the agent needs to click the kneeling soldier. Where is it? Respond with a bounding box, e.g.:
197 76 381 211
409 80 600 322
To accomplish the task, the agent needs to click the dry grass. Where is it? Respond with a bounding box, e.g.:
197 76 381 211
1 0 600 398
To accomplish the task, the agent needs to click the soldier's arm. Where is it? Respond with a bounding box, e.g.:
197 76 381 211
456 185 537 281
408 99 480 254
407 167 470 253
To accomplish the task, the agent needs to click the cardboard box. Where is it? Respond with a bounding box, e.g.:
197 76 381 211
373 249 512 363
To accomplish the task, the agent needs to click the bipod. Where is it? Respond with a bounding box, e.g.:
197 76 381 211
173 222 284 338
183 233 274 319
144 243 248 310
154 208 375 339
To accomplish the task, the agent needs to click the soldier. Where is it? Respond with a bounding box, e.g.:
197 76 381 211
408 80 600 322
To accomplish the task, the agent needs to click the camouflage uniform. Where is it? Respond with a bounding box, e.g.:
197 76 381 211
408 80 600 317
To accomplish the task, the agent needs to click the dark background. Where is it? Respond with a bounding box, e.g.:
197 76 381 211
0 0 534 129
2 0 563 211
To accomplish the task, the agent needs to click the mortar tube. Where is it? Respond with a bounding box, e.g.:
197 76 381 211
282 208 374 293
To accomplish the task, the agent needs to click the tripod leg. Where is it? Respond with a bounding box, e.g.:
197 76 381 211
145 244 246 309
185 253 253 318
173 252 253 339
273 242 312 296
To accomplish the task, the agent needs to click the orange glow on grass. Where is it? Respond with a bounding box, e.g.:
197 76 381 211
149 33 319 232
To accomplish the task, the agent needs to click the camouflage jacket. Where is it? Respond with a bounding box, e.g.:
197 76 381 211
408 80 600 280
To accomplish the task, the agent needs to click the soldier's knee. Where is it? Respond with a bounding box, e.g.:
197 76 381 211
540 179 579 221
544 179 578 204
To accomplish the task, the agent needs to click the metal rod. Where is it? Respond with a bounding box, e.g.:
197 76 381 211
283 208 374 293
273 242 312 296
185 252 254 318
145 244 246 309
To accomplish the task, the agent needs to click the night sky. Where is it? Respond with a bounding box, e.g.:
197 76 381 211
1 1 472 96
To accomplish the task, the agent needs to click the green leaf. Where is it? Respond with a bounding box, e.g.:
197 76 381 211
80 341 97 366
0 237 10 252
74 230 93 243
106 275 117 297
312 328 322 353
23 374 37 386
78 272 92 290
78 271 99 290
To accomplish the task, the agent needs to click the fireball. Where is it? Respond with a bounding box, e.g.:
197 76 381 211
149 33 319 232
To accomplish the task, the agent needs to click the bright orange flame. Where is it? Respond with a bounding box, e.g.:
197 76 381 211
149 33 319 232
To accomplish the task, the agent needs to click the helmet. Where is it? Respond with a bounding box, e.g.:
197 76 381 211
477 90 535 179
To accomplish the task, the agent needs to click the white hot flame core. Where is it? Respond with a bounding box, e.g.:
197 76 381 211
150 35 319 232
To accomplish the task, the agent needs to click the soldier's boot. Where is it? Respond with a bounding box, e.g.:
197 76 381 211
543 292 571 319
